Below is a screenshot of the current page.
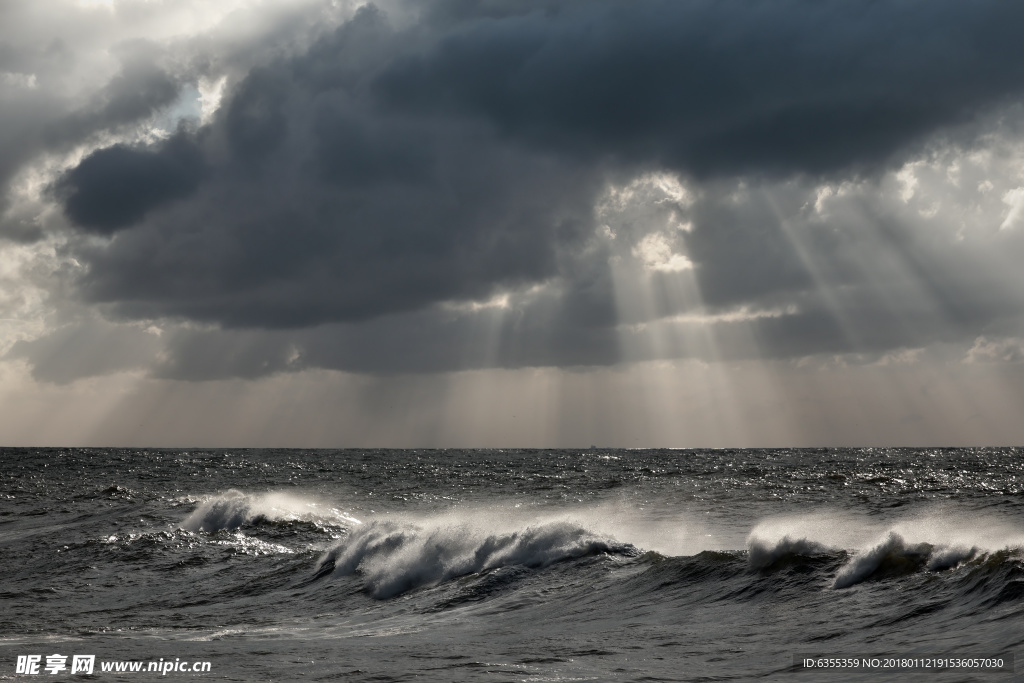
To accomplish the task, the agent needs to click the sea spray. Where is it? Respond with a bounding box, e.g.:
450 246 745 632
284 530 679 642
747 534 834 570
182 489 361 532
833 532 932 588
318 517 638 598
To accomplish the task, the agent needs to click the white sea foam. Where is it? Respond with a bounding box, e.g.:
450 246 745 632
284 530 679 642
746 514 860 570
182 490 361 532
747 510 1024 587
832 516 1024 588
319 512 636 598
832 532 931 588
926 545 979 571
747 535 833 569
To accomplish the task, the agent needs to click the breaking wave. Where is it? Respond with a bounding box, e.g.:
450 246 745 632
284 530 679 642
746 513 1024 588
747 535 835 570
828 516 1024 588
832 534 1008 589
926 545 980 571
832 532 933 588
182 490 360 532
318 518 638 598
746 517 844 571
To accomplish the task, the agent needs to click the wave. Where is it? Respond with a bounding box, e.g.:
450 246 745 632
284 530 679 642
181 497 1024 598
926 545 979 571
747 535 835 570
182 490 360 532
746 513 1024 589
746 517 846 572
830 516 1024 588
832 532 932 588
318 517 638 598
834 539 1023 590
832 536 1016 589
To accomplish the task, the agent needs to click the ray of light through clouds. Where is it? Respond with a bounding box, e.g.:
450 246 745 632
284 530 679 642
2 0 1024 446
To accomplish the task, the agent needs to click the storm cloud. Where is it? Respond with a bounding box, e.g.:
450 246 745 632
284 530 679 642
375 0 1024 176
6 0 1024 383
57 132 205 233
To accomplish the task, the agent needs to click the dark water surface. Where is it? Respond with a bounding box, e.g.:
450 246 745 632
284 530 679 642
1 447 1022 681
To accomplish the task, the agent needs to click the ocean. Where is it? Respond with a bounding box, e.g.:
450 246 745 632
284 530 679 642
1 447 1021 681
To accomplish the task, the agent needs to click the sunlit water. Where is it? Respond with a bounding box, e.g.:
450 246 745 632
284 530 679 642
1 448 1022 681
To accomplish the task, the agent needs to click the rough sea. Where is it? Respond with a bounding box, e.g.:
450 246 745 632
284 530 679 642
1 447 1022 681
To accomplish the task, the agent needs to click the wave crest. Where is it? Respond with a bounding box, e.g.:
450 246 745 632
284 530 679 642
747 535 834 570
319 518 637 598
833 532 933 588
182 490 360 532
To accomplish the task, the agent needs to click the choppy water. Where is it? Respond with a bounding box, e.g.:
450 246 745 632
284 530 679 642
1 447 1022 681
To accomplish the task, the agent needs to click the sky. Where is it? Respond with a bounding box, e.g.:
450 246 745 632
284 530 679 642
2 0 1024 447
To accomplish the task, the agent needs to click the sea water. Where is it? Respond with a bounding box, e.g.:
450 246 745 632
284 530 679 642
1 447 1021 681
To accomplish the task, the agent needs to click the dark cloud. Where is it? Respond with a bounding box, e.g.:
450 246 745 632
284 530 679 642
56 131 204 234
153 292 622 380
377 0 1024 176
28 0 1024 379
1 37 186 240
49 50 185 144
224 66 290 165
5 317 161 384
43 61 186 166
682 188 814 308
67 5 606 328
